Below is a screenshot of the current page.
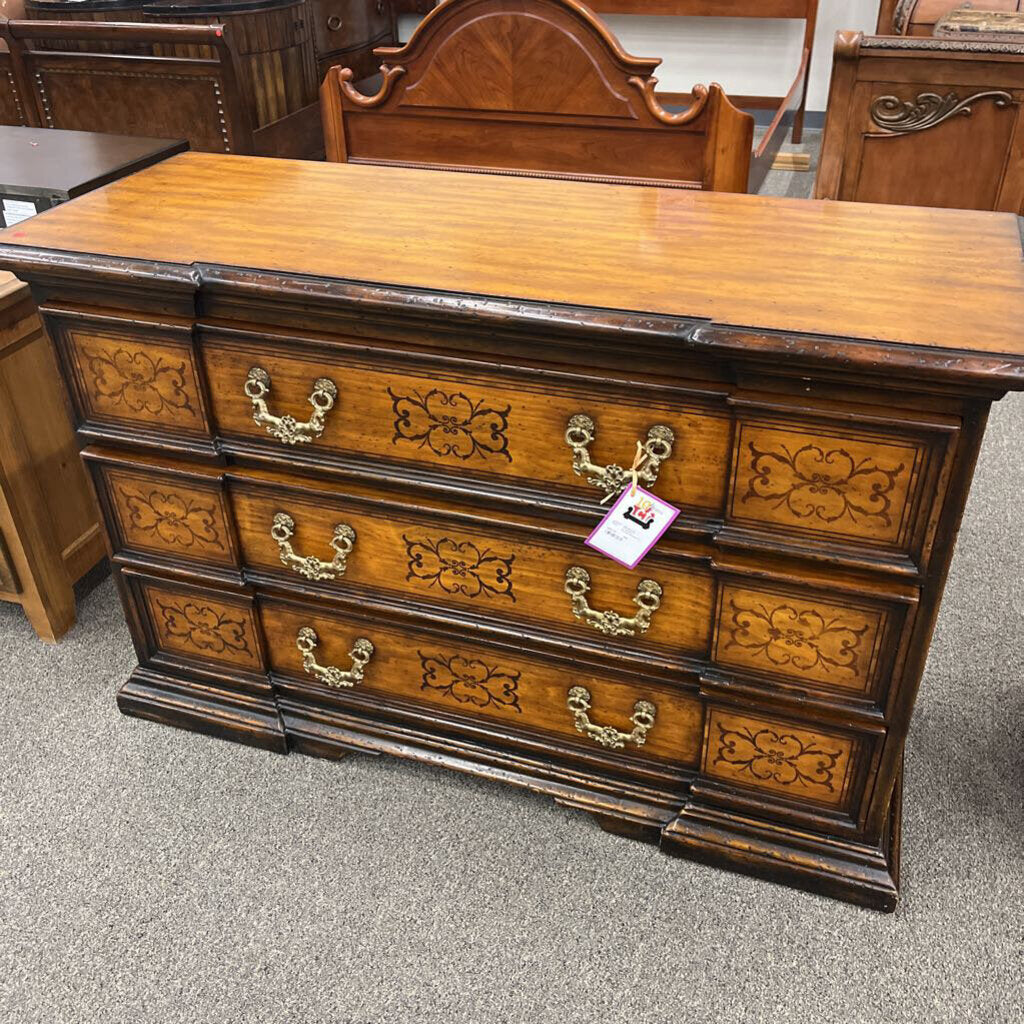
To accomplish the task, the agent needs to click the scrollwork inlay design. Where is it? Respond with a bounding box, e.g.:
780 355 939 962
418 651 521 713
388 386 511 462
869 90 1012 135
156 600 251 656
119 487 224 551
713 723 843 792
404 535 515 601
85 346 196 418
723 598 868 677
741 441 905 527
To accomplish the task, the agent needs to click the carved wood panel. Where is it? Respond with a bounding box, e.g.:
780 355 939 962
712 582 892 695
728 419 932 549
103 468 235 567
143 582 263 671
231 481 715 656
852 83 1020 211
703 708 858 808
260 597 704 764
201 339 733 514
63 327 207 435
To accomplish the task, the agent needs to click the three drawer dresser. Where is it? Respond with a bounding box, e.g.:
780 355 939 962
2 153 1023 910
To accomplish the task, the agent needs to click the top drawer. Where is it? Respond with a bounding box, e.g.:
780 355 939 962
50 317 960 574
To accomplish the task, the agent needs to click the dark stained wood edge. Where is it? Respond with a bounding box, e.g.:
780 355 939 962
1 248 1023 389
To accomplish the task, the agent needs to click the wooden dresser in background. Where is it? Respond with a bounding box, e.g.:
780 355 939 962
2 153 1023 908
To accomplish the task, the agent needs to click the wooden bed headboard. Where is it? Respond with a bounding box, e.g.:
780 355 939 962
321 0 754 191
0 19 256 152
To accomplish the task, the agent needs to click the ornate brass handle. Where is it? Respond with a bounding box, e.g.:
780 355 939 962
564 414 674 498
244 366 338 445
296 626 374 688
564 566 662 637
271 512 355 581
567 686 656 750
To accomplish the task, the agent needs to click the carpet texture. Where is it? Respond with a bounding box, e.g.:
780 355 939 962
1 139 1022 1023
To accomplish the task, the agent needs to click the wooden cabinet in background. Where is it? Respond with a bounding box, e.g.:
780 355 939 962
0 273 105 640
308 0 396 80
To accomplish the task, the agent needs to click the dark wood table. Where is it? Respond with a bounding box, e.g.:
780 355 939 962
0 126 187 227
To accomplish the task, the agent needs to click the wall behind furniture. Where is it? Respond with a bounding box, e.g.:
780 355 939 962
397 0 880 114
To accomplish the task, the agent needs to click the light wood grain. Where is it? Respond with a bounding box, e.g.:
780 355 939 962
2 153 1023 355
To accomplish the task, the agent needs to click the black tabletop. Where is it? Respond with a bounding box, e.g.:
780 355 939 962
0 127 188 200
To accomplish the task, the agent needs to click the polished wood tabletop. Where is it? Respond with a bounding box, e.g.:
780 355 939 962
2 151 1023 354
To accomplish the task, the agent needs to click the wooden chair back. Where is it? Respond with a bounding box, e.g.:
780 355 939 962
0 18 255 152
815 31 1024 213
321 0 753 191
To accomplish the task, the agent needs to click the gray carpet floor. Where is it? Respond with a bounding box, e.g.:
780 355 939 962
2 135 1022 1023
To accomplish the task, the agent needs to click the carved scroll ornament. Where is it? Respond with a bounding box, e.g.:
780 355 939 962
869 90 1013 135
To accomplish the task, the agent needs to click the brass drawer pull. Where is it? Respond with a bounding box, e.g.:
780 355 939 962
567 686 656 750
244 366 338 445
564 566 662 637
296 626 374 688
271 512 355 581
564 414 674 498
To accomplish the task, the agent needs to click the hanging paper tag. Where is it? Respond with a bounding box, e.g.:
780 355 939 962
585 485 680 569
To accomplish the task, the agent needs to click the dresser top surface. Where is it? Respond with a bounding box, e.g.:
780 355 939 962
1 152 1023 359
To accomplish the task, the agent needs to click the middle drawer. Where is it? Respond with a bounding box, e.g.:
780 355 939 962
90 452 917 718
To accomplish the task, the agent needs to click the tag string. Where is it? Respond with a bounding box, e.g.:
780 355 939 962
599 442 648 505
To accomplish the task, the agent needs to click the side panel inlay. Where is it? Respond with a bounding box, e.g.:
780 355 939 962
729 421 924 547
105 469 234 566
703 708 856 808
713 583 888 694
67 330 206 433
144 584 262 671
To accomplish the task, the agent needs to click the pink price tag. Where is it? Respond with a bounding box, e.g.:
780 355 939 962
585 485 680 569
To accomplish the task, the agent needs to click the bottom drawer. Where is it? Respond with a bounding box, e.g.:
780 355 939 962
259 597 704 768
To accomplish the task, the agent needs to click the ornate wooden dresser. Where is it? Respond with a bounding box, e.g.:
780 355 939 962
2 153 1022 909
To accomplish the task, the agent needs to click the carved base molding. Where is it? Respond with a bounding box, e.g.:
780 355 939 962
117 666 287 754
661 774 902 912
116 664 903 910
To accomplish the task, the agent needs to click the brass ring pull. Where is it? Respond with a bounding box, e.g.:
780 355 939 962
244 366 338 445
564 414 674 499
567 686 656 750
271 512 355 581
564 566 662 637
296 626 374 688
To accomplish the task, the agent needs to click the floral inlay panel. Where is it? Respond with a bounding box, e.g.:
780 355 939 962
404 534 515 601
732 423 920 545
72 334 203 428
715 585 884 692
705 710 853 807
418 651 521 713
387 386 511 462
118 486 225 552
148 589 260 669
